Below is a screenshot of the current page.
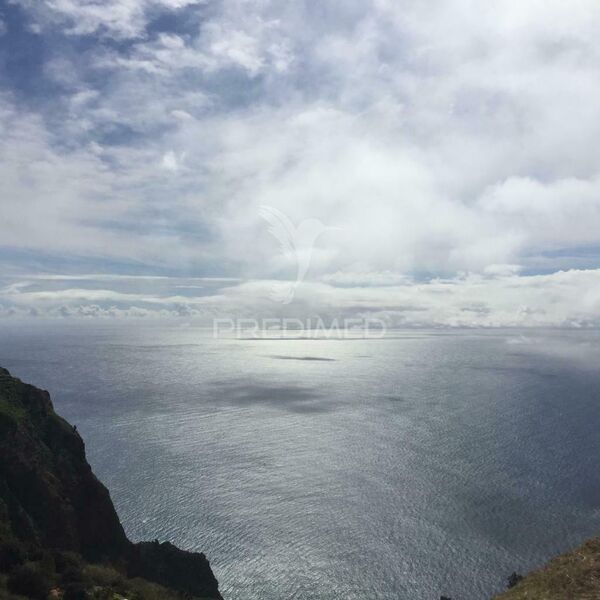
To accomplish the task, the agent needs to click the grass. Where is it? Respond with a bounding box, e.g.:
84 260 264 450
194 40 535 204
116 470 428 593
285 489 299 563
84 563 184 599
0 394 25 433
0 558 217 600
494 537 600 600
0 373 26 431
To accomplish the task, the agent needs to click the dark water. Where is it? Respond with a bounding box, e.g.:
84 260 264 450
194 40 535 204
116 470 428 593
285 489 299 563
1 322 600 600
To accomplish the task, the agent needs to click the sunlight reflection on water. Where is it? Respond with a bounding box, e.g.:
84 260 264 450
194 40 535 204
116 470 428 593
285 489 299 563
1 324 600 600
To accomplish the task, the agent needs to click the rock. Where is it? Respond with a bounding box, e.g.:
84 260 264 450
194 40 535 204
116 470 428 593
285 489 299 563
130 540 222 598
0 367 128 560
0 367 222 599
507 572 524 588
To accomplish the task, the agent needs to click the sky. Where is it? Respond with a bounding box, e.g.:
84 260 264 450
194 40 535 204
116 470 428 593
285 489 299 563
1 0 600 326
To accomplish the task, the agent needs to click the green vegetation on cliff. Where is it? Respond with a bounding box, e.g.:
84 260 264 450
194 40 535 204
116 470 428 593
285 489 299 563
0 367 222 600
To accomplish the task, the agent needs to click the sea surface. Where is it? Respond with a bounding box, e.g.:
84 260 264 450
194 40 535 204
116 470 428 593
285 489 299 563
1 322 600 600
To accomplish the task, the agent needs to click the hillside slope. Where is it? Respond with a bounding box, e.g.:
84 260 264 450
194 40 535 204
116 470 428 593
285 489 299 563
493 537 600 600
0 366 222 600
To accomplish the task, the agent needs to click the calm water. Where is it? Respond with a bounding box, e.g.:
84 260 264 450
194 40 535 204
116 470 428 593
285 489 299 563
1 322 600 600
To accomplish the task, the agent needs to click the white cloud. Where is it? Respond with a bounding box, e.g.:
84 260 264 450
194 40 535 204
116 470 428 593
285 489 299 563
101 13 293 76
4 0 600 324
161 149 184 171
3 269 600 327
0 97 214 267
479 176 600 251
13 0 204 38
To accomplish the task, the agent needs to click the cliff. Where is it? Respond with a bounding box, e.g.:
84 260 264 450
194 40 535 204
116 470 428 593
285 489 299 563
492 537 600 600
0 366 222 599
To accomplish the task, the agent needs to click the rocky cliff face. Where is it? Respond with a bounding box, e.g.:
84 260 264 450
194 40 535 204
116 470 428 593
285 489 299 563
0 366 222 599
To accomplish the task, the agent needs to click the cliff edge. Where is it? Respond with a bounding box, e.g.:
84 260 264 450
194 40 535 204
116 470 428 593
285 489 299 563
0 366 222 599
492 537 600 600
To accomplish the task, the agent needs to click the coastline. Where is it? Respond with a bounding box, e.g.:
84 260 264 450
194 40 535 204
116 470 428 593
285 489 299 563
0 366 222 600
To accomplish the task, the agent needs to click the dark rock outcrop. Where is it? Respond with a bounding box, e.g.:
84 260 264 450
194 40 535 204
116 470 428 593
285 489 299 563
506 572 523 589
0 366 222 599
130 541 222 598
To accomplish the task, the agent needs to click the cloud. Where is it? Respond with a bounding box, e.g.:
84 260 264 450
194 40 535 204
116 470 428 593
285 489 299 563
479 176 600 252
2 269 600 327
12 0 204 38
2 0 600 324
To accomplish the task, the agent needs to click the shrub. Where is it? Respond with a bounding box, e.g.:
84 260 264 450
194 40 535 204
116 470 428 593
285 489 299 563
7 563 52 599
0 540 26 572
63 580 89 600
84 563 124 588
54 551 84 574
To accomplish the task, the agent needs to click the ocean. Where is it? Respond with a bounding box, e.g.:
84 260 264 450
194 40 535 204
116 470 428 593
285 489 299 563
1 322 599 600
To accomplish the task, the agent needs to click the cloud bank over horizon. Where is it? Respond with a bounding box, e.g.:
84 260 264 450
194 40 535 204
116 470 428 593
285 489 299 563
2 0 600 326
